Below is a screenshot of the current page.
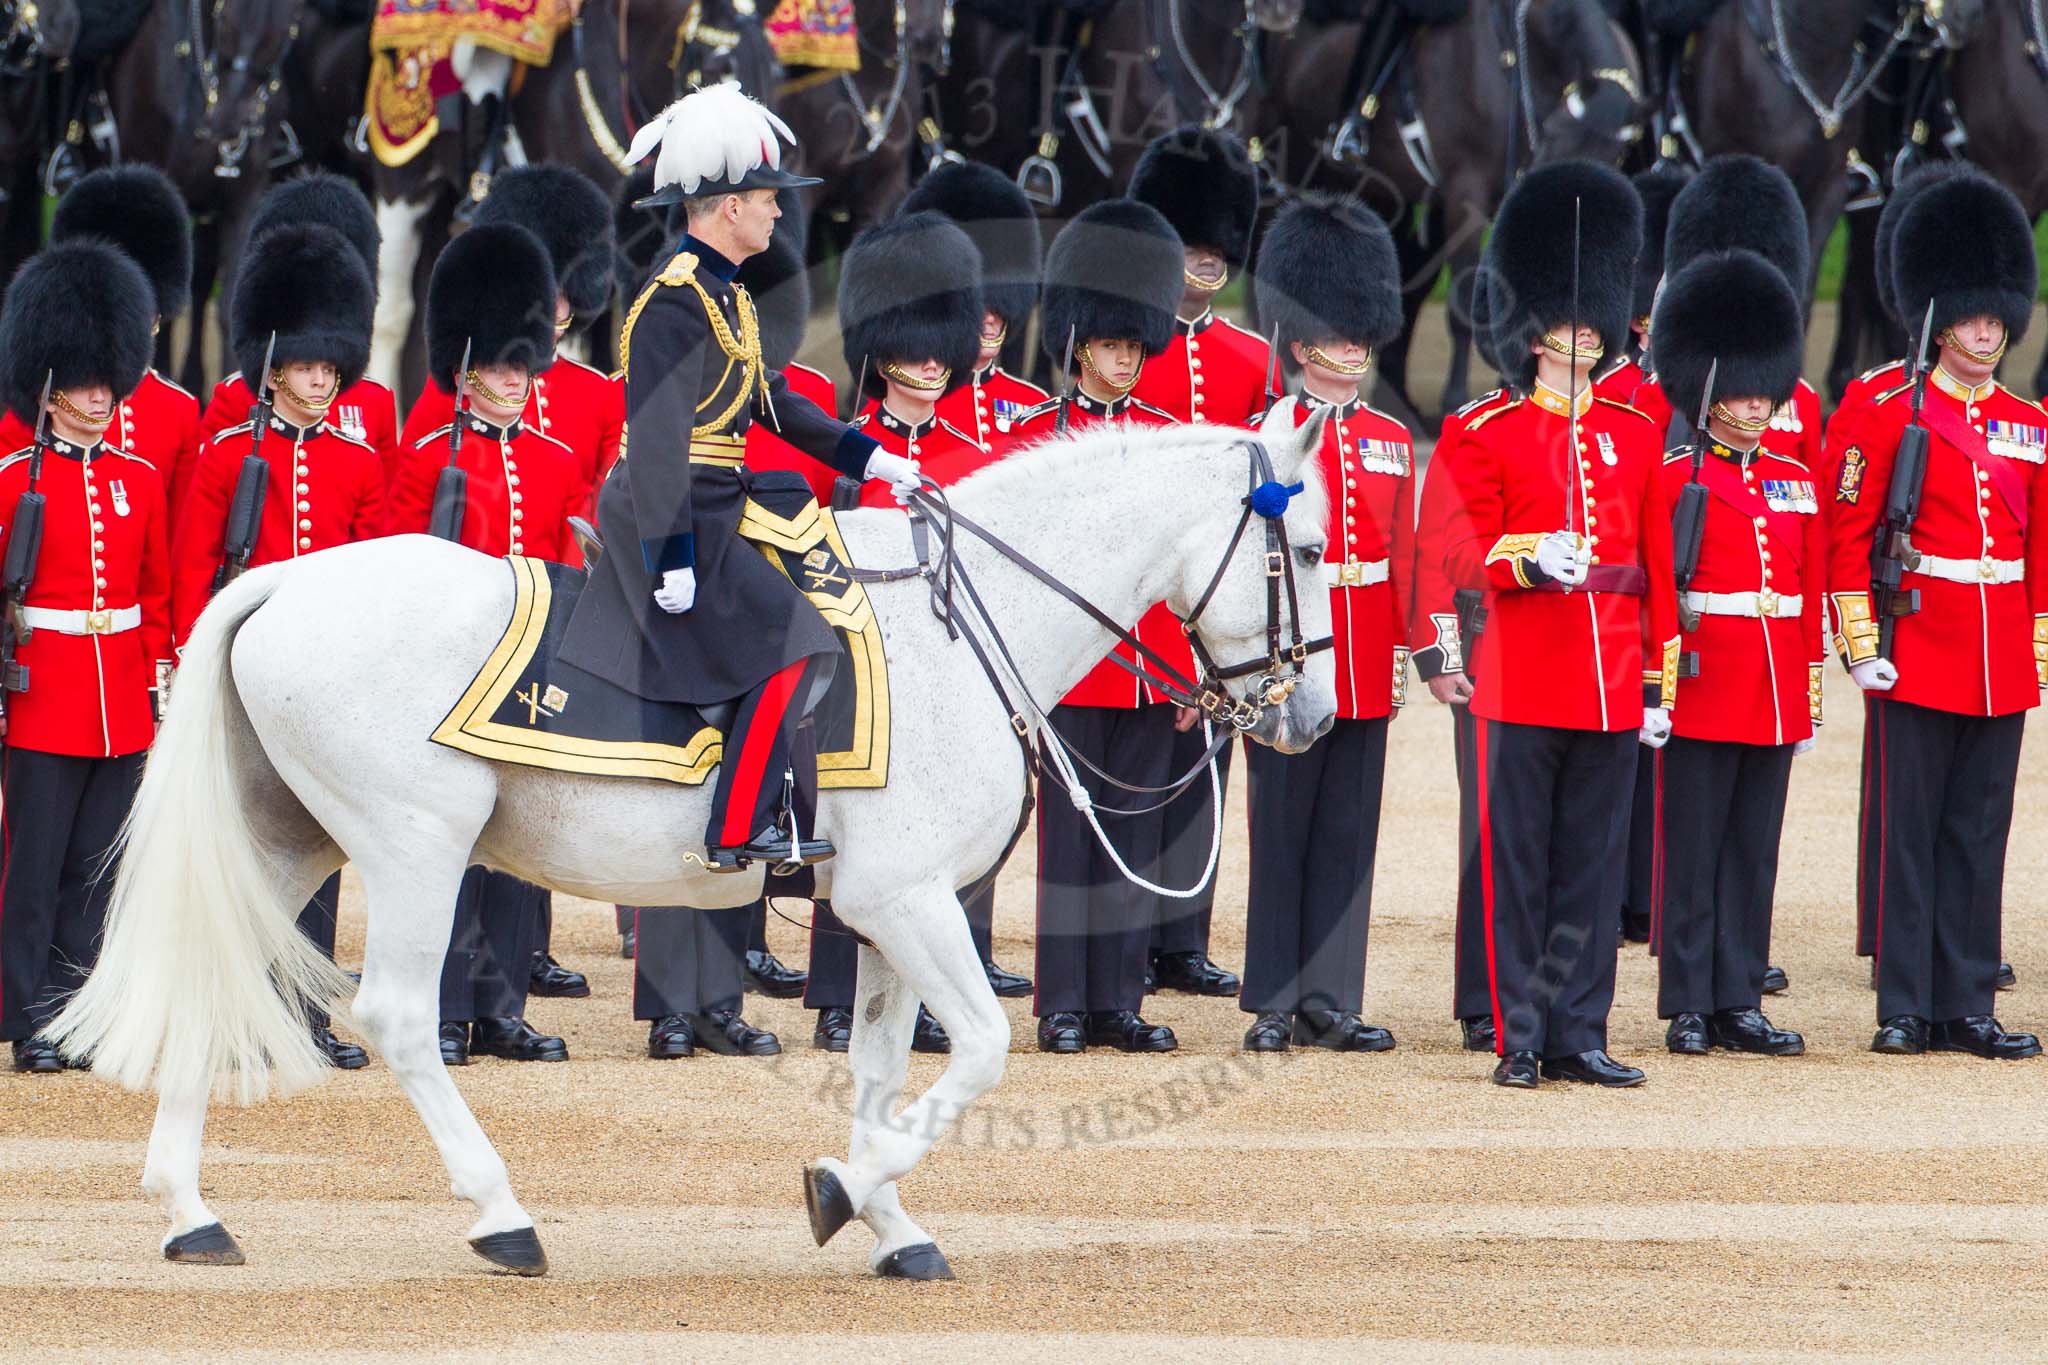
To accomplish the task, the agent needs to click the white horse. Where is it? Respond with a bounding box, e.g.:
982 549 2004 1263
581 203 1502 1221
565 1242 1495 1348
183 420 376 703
48 417 1336 1280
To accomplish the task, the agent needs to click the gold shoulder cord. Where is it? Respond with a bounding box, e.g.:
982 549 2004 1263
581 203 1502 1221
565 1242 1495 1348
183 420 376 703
613 251 768 453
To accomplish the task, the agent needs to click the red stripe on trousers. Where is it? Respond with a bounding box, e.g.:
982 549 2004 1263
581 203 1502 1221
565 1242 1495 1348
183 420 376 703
1873 704 1888 964
1475 718 1505 1056
720 659 806 845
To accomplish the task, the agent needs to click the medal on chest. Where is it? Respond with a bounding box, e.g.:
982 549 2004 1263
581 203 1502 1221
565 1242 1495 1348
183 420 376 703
1760 478 1817 514
110 478 131 517
1596 432 1617 466
1769 403 1803 435
992 398 1026 434
337 404 366 443
1986 419 2047 464
1356 434 1410 476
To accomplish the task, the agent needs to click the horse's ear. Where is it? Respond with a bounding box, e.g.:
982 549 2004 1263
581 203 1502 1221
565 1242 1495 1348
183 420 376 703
1264 400 1326 483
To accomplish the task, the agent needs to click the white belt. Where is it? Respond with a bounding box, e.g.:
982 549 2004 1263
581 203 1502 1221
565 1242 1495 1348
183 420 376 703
1681 589 1803 619
1323 558 1390 588
20 605 141 635
1911 554 2025 585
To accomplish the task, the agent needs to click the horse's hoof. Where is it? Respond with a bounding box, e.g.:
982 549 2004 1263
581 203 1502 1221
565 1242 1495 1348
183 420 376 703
803 1162 854 1247
163 1222 245 1266
876 1241 954 1281
468 1226 548 1276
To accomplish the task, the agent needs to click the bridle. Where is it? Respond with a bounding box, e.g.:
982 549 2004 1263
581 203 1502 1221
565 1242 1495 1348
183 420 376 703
839 0 914 157
1157 0 1262 130
180 0 294 179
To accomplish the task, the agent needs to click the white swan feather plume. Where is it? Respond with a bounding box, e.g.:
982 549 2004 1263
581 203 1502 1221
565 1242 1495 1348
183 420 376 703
627 85 800 197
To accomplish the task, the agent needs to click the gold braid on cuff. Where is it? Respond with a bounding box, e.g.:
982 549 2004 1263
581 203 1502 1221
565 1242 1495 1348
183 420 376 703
1809 662 1824 725
1831 592 1881 664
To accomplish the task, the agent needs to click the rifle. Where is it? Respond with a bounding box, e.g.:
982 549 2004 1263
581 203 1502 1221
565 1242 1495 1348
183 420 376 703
213 332 276 593
0 371 54 739
1054 324 1076 436
429 337 473 543
1264 323 1282 409
1869 299 1938 661
1670 357 1717 674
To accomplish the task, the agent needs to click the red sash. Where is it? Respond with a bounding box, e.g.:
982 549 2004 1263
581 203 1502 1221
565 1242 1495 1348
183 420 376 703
1919 402 2029 530
1695 455 1805 572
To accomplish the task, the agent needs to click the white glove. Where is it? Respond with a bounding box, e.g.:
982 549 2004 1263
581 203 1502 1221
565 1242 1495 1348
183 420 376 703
653 566 696 614
1793 736 1817 757
1533 530 1589 586
1849 657 1898 692
1639 706 1672 749
863 448 922 505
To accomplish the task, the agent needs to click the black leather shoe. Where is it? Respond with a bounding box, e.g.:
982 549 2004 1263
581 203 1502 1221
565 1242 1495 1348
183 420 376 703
1491 1050 1540 1088
812 1007 852 1052
1085 1010 1177 1053
691 1008 781 1056
1665 1013 1710 1055
1620 912 1651 944
647 1014 697 1059
1459 1015 1496 1053
620 930 636 959
911 1007 951 1054
1997 961 2018 991
1541 1050 1646 1087
1293 1009 1395 1052
984 959 1032 998
1709 1007 1804 1055
744 949 808 998
528 953 590 999
1930 1015 2042 1060
11 1038 63 1074
1150 951 1240 996
1761 964 1789 995
705 825 834 872
439 1021 472 1067
1037 1012 1085 1053
471 1017 568 1062
312 1026 369 1069
1243 1012 1291 1052
1871 1015 1929 1055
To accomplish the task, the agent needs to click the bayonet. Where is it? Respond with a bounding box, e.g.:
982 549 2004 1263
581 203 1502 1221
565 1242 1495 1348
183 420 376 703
1055 324 1076 435
429 337 474 543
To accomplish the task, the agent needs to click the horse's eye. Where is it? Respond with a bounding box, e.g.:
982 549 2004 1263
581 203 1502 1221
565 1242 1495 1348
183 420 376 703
1295 544 1324 569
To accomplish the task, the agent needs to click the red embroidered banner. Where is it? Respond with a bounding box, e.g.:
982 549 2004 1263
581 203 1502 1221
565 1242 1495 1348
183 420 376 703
765 0 859 71
365 0 575 167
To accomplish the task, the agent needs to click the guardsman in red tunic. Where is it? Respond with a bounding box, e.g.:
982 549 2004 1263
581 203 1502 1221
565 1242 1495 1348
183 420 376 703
196 174 399 506
1826 172 2048 1060
1442 161 1678 1090
1649 249 1818 1058
1010 200 1182 1055
1126 126 1268 999
1238 196 1411 1053
0 244 171 1073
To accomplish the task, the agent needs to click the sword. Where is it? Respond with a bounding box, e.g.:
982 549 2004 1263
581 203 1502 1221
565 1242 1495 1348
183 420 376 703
1263 323 1282 409
1055 324 1076 435
1565 195 1586 588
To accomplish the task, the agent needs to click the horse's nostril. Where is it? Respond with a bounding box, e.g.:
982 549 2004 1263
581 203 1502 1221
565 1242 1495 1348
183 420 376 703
1314 711 1335 740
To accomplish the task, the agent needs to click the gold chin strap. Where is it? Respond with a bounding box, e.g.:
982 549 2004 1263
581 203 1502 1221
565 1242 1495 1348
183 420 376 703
1939 326 2009 366
1076 342 1138 395
1539 330 1605 363
1710 400 1771 434
1185 265 1228 291
880 360 951 392
980 322 1007 351
1303 343 1373 377
554 315 574 339
271 369 336 416
1632 314 1651 336
52 390 113 429
466 367 531 412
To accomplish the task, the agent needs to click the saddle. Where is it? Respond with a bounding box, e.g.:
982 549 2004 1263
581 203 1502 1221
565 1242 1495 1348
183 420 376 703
432 479 890 788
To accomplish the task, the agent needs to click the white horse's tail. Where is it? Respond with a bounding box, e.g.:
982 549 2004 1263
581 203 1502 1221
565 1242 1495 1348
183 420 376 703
45 564 353 1104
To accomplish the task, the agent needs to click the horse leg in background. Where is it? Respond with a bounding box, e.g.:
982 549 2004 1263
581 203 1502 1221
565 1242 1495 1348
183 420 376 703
1437 221 1485 420
842 941 950 1279
1828 206 1887 403
369 191 433 393
804 879 1007 1265
1374 212 1438 425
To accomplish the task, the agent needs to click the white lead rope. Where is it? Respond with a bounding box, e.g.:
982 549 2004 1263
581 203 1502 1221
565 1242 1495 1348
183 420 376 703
1033 708 1226 901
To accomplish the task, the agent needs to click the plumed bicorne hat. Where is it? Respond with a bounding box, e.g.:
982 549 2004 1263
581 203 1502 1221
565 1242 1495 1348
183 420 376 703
229 224 375 393
50 164 192 320
1664 154 1809 294
1481 159 1642 388
1127 124 1259 268
734 187 812 372
425 223 559 395
0 241 155 428
245 171 382 298
627 84 821 208
838 210 985 399
1040 199 1185 364
1650 248 1804 423
1255 194 1403 357
1628 163 1691 325
473 163 619 330
900 159 1042 333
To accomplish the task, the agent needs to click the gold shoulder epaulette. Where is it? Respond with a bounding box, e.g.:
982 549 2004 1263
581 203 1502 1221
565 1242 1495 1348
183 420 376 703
1874 379 1915 406
1594 395 1655 425
1464 396 1522 431
1451 388 1512 420
1859 360 1902 384
658 251 700 287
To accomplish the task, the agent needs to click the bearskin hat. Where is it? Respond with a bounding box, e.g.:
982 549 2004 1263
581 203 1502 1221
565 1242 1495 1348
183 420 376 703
838 211 985 398
245 171 381 285
1040 199 1185 364
0 242 155 428
425 223 559 394
1480 160 1641 387
473 163 618 330
229 224 375 393
50 165 192 319
1891 170 2038 345
1650 249 1804 425
1629 163 1691 325
900 159 1043 332
735 188 812 372
1664 154 1809 294
1255 194 1403 357
1128 125 1258 268
1876 160 1992 328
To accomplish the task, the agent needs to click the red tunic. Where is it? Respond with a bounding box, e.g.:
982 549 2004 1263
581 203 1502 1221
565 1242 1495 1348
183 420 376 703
1595 359 1822 468
0 371 202 524
386 414 581 563
938 363 1049 453
1593 357 1674 434
199 373 398 504
1439 387 1681 732
1824 360 1907 475
171 416 385 645
1130 310 1270 428
851 404 994 508
744 362 842 503
1409 388 1516 679
1826 370 2048 717
1662 444 1826 745
400 359 622 519
0 438 171 756
1011 391 1184 708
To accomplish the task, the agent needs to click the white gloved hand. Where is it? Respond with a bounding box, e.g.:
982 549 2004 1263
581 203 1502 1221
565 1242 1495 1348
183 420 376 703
863 448 923 505
1849 657 1898 692
1533 530 1589 585
1793 736 1817 757
1639 706 1672 749
653 566 697 614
